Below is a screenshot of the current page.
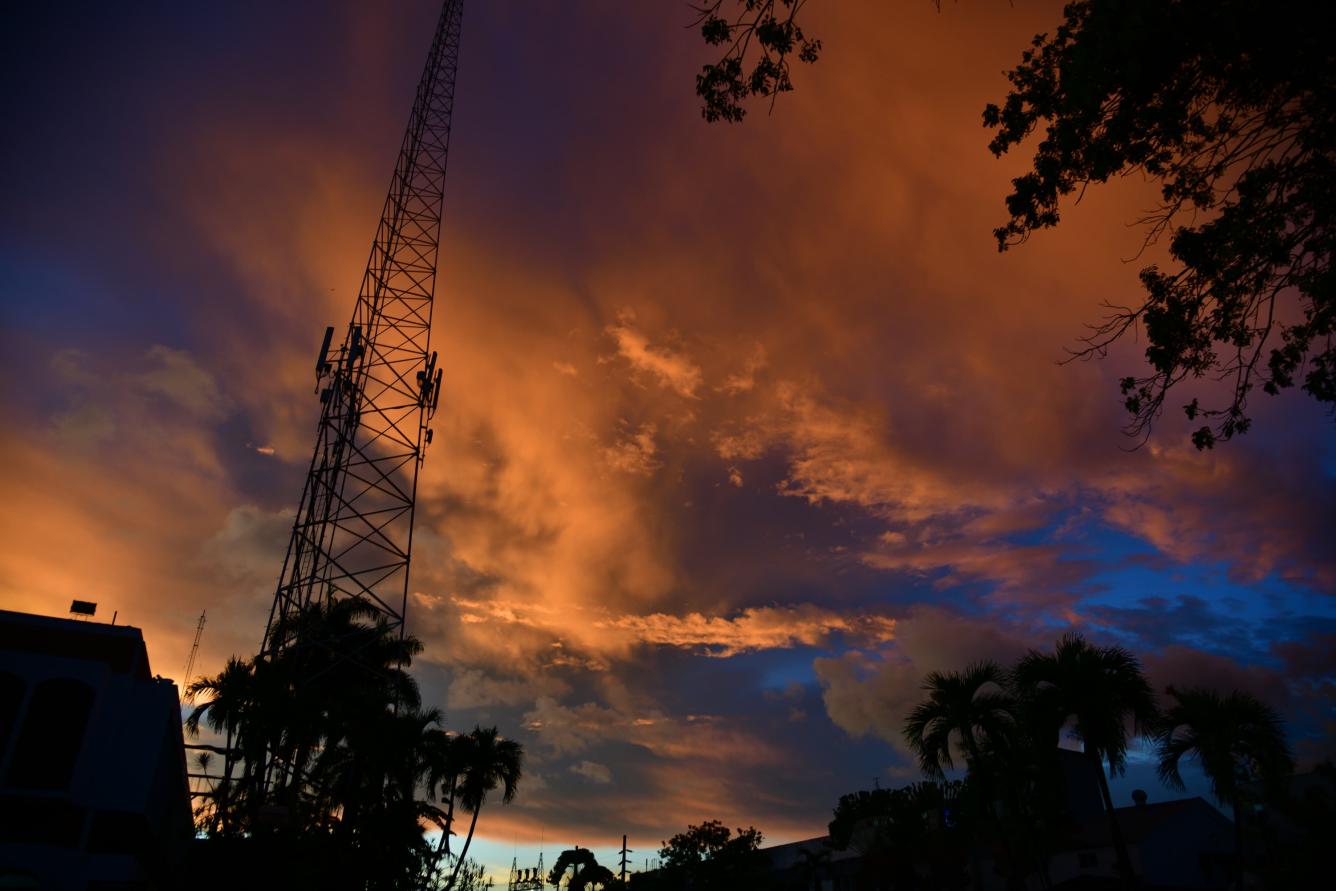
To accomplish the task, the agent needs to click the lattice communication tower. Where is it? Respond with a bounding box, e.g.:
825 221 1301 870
262 0 463 656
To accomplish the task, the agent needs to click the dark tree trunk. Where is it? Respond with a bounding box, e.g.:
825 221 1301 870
1091 751 1136 888
280 735 314 818
443 776 457 858
217 724 235 836
965 735 1024 889
444 805 482 891
428 778 458 883
1231 798 1244 891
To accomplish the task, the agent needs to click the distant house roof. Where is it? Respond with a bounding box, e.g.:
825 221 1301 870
761 836 860 871
1242 767 1336 802
1050 878 1208 891
1059 797 1230 850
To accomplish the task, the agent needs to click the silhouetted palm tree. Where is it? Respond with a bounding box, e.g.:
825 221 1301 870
186 655 273 833
420 728 481 881
420 732 454 841
274 598 424 781
1013 633 1157 889
1154 686 1293 890
904 661 1020 887
185 656 255 740
185 599 523 890
444 725 523 890
903 661 1014 777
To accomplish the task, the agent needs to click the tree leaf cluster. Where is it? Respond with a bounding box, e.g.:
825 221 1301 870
984 0 1334 447
691 0 821 122
827 780 972 888
687 0 1332 449
632 819 767 890
549 847 621 890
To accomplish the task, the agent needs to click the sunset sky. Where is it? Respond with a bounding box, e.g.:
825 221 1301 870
2 0 1333 879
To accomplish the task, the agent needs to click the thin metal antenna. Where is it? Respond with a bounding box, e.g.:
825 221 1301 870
182 610 206 700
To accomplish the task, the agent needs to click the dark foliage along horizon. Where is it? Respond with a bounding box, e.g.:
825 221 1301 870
185 598 523 891
642 632 1320 890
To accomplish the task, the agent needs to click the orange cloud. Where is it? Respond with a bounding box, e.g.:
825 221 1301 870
596 605 896 658
606 311 703 398
442 594 895 661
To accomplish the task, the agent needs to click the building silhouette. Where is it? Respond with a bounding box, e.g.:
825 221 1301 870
0 609 191 889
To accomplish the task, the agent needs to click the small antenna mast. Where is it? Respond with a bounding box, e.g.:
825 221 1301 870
182 610 206 700
620 834 632 884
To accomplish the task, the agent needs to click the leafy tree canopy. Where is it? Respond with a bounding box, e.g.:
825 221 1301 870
902 660 1014 779
986 0 1334 448
692 0 1334 449
691 0 822 122
828 780 964 852
184 600 523 891
897 636 1314 889
652 820 766 890
549 848 620 890
1154 686 1293 806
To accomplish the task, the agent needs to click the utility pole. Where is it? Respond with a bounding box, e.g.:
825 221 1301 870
620 835 632 884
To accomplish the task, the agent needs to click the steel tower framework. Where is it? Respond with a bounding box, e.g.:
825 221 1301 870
262 0 463 657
